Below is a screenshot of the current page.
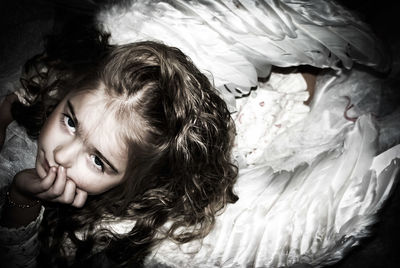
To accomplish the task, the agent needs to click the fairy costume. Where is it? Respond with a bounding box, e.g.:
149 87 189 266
1 0 400 267
99 1 400 267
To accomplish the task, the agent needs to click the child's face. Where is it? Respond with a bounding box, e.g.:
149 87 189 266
36 89 128 195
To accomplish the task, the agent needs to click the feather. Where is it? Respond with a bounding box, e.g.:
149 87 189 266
95 1 399 267
97 0 390 91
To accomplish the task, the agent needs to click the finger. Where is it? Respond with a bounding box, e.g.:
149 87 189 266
71 188 88 208
55 179 76 204
50 166 67 197
37 166 67 199
33 166 58 193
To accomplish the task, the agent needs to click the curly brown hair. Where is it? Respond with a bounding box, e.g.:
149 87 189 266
13 28 238 267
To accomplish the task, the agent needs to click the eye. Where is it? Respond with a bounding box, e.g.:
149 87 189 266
90 155 105 173
62 114 76 133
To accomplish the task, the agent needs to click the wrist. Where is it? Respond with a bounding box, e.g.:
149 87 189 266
1 184 42 228
7 190 41 209
8 183 40 206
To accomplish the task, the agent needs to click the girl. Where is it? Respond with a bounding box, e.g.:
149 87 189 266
2 0 400 267
0 28 238 267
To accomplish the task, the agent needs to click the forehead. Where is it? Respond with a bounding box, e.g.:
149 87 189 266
68 90 128 162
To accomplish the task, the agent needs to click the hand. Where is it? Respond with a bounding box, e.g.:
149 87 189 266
12 167 88 208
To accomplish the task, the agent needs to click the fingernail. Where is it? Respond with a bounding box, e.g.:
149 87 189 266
51 167 57 172
59 166 64 172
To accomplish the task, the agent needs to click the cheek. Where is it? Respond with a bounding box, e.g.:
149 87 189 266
66 162 123 195
73 177 122 195
65 158 91 191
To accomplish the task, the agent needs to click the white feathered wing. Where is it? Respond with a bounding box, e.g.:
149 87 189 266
97 0 390 92
96 1 399 267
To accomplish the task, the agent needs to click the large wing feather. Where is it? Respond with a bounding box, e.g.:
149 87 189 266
97 0 390 88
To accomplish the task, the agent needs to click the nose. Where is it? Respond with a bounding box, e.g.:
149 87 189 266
53 139 81 168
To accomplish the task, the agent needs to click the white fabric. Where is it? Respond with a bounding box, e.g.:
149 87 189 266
232 72 310 168
1 71 399 268
1 1 399 267
142 69 400 268
98 0 390 93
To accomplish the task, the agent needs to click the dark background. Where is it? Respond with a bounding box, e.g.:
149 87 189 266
0 0 399 267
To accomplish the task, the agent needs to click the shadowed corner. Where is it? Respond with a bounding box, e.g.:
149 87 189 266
328 3 400 267
0 0 107 97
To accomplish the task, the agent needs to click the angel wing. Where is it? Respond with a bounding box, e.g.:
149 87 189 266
97 0 390 91
96 1 400 267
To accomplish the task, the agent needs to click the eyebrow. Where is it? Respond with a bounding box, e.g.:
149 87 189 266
67 100 120 174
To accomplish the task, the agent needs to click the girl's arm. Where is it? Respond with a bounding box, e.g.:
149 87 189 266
0 97 44 267
297 65 320 105
271 65 320 105
0 184 44 268
1 176 42 228
302 71 317 105
0 167 87 267
0 93 18 150
0 171 44 268
1 166 87 228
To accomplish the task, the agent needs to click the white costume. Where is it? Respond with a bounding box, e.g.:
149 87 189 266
0 1 399 267
97 1 400 267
